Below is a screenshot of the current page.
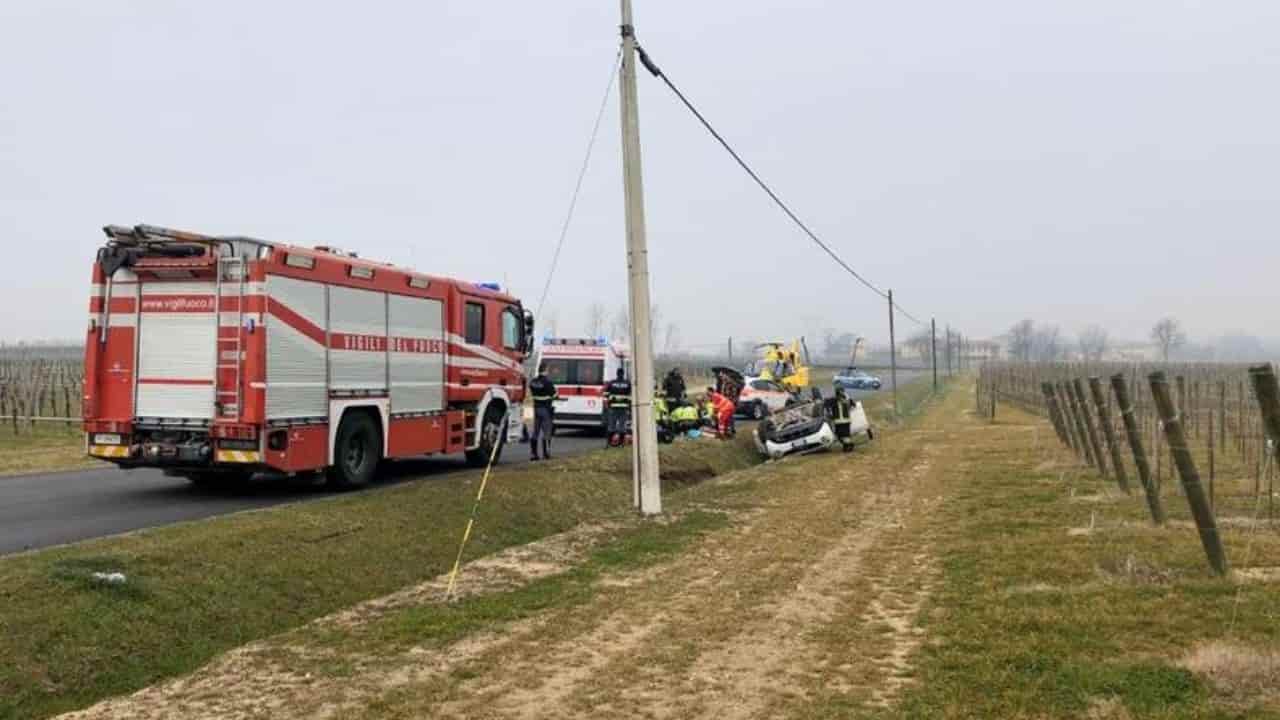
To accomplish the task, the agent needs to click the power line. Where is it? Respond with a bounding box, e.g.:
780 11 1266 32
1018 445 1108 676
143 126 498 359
632 44 927 327
535 49 623 319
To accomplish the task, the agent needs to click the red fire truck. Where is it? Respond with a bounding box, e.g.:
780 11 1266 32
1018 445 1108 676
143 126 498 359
82 224 534 487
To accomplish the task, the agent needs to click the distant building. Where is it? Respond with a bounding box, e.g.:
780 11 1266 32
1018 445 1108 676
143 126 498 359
1105 343 1159 362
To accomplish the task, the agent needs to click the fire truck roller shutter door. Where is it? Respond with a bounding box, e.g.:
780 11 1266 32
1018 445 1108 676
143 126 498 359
265 275 328 420
135 280 218 419
388 293 445 413
329 285 389 393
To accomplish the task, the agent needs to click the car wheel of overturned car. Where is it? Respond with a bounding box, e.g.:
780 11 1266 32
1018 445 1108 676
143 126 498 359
329 411 382 488
752 402 767 420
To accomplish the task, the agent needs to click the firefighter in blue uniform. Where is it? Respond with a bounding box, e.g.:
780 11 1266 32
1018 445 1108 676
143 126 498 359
528 365 558 460
602 368 633 447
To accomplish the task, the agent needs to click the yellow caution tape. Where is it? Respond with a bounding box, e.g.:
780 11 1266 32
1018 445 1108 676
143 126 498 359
444 424 504 601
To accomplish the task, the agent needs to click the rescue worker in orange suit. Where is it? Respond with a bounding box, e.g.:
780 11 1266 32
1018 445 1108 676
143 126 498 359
602 368 633 447
528 365 558 461
705 387 735 439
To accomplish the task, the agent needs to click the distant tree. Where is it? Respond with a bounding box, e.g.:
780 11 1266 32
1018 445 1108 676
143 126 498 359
649 305 663 349
1077 325 1109 363
823 331 858 362
610 305 630 341
1032 325 1064 363
1007 319 1035 362
663 322 680 354
1151 317 1186 362
607 304 665 347
736 338 762 372
585 302 607 337
905 328 935 365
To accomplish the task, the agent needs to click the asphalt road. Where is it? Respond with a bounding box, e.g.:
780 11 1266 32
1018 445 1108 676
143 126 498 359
0 371 933 557
0 432 603 557
833 368 928 403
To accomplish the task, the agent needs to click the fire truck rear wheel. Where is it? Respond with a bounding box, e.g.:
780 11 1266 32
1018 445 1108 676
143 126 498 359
329 411 382 489
465 405 507 468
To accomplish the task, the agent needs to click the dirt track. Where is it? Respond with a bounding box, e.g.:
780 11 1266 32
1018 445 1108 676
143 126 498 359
62 386 971 719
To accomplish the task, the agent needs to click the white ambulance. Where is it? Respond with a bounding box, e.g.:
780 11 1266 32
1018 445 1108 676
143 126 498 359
534 337 630 431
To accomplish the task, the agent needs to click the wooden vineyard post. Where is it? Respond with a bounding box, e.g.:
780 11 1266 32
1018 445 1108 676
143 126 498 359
1247 364 1280 519
1062 381 1095 466
1218 380 1226 451
1239 381 1246 459
1041 382 1069 448
1150 370 1228 576
1193 380 1200 439
1208 413 1215 511
1176 374 1187 417
1155 429 1164 493
1072 378 1110 478
990 376 997 420
1044 381 1064 443
1089 377 1130 493
1053 383 1082 454
1111 373 1165 524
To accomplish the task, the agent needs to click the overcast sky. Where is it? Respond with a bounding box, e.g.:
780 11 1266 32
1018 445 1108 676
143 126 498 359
2 1 1278 351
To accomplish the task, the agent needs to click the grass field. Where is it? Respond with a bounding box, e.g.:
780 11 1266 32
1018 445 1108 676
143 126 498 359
893 404 1280 719
0 427 764 720
43 376 1280 720
0 377 943 719
0 424 94 476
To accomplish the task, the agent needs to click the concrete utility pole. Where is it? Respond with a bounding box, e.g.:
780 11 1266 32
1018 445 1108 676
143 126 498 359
619 0 661 515
887 289 898 415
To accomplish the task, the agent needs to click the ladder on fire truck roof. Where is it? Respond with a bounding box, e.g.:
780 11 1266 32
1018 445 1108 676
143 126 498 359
215 254 246 419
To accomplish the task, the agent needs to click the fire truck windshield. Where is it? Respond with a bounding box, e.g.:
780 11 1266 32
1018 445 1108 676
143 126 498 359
543 359 604 385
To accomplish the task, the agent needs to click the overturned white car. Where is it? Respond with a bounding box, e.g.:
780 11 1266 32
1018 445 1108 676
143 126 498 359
753 397 872 460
